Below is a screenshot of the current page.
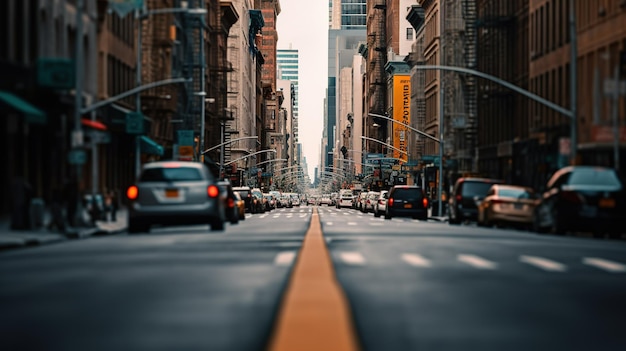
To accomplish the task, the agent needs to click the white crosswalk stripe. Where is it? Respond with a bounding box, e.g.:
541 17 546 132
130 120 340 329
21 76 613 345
402 254 432 268
583 257 626 273
457 254 498 270
520 255 567 272
339 252 366 265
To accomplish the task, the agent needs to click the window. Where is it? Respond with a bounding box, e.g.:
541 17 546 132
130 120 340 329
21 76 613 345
140 167 203 182
406 28 413 40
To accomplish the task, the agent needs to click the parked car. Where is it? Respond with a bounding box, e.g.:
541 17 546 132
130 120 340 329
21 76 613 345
385 185 428 220
217 180 239 225
373 190 388 217
233 192 246 220
477 184 537 228
290 193 301 206
448 177 503 224
533 166 626 237
251 188 265 213
126 161 225 233
364 191 380 213
263 194 276 211
233 186 254 213
357 192 368 211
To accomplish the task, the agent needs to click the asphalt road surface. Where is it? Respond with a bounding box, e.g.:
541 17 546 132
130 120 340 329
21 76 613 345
2 205 626 351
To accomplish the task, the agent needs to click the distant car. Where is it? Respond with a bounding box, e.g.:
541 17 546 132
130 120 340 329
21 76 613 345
337 189 353 208
233 192 245 220
290 193 301 206
233 186 254 213
533 166 626 237
373 190 388 217
251 188 265 213
385 185 428 220
217 180 239 225
448 177 503 224
126 161 225 233
263 194 276 211
477 184 537 228
364 191 380 213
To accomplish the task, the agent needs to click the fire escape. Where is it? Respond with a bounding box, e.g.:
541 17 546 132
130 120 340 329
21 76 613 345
366 1 388 153
442 0 477 175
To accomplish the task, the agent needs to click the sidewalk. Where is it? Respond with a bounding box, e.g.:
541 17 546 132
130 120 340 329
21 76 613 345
0 208 128 251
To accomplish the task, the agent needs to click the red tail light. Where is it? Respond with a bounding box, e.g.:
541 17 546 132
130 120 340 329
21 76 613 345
422 197 429 208
388 198 394 206
456 194 462 202
207 185 219 198
491 199 504 204
227 198 235 208
560 191 582 204
126 185 138 200
379 199 384 205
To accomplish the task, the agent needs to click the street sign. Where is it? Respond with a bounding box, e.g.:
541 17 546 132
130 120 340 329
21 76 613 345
125 112 144 134
37 58 75 89
178 145 194 158
177 130 195 146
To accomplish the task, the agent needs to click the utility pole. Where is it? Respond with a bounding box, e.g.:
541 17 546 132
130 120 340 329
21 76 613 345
72 0 85 227
569 0 578 165
135 7 143 178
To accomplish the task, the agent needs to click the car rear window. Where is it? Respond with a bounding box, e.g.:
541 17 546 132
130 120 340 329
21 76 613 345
140 167 203 182
498 188 533 199
569 169 622 186
392 188 422 200
461 181 497 197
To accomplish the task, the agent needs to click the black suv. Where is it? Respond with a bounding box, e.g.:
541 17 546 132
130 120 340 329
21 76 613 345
385 185 429 220
448 177 503 224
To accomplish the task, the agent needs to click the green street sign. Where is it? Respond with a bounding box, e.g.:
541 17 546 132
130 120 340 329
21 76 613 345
37 58 75 89
126 112 144 134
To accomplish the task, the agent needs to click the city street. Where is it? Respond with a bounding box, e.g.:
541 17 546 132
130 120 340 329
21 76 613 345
1 206 626 350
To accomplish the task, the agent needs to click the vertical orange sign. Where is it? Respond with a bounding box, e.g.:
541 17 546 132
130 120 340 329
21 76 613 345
393 75 411 162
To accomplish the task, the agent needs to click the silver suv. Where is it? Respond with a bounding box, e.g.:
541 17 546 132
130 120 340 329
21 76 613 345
126 161 225 232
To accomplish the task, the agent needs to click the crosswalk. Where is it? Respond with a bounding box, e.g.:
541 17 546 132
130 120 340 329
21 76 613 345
271 250 626 274
331 251 626 274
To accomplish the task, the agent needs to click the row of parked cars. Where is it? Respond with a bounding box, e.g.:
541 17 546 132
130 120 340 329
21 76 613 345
447 165 626 238
335 165 625 238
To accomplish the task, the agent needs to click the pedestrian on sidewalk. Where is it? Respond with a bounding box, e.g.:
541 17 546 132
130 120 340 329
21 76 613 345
106 190 119 222
48 187 66 232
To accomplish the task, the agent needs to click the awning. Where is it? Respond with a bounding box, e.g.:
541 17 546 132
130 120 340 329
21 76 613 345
139 135 164 156
81 118 108 131
0 91 47 124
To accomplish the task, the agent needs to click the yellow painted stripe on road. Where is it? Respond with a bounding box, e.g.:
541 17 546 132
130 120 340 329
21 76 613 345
268 208 360 351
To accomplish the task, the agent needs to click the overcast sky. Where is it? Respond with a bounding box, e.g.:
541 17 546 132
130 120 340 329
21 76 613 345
276 0 328 182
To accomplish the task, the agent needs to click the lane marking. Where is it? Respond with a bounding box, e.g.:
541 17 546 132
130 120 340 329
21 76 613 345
583 257 626 273
520 255 567 272
347 222 357 226
402 253 432 268
299 214 307 218
339 252 366 266
457 254 498 270
325 222 333 226
269 208 359 351
274 251 296 266
259 214 268 218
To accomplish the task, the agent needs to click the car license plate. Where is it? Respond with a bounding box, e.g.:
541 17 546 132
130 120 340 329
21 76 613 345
165 189 179 198
404 204 412 209
599 198 615 208
514 203 523 210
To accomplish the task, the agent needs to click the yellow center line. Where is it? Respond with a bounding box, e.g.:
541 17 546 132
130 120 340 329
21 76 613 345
268 207 360 351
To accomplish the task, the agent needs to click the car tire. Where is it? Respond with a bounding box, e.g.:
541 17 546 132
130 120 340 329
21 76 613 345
374 209 380 218
210 219 225 231
384 211 391 220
